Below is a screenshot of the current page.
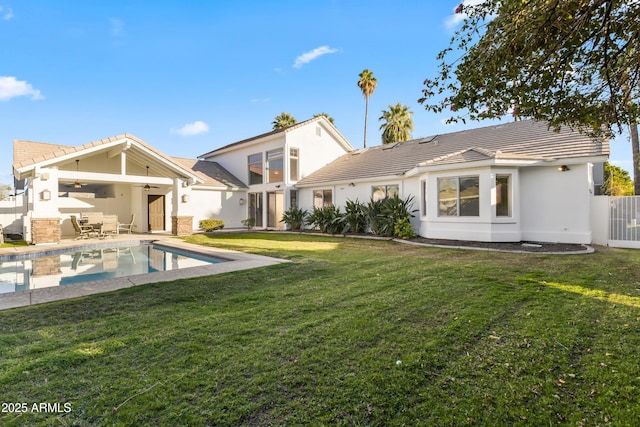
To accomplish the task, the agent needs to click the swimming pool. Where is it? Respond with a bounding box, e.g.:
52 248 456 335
0 241 226 294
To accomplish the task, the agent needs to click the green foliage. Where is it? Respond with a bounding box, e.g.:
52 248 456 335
338 199 368 234
281 207 308 231
313 112 334 124
378 195 417 238
365 198 385 236
357 69 378 148
602 161 635 195
394 217 416 240
272 112 297 130
199 218 224 232
379 102 414 144
306 205 342 234
241 217 256 230
418 0 640 139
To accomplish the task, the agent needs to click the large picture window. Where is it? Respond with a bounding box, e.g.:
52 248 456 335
438 176 479 216
496 175 511 217
266 149 283 183
371 184 399 201
313 189 333 208
248 153 263 185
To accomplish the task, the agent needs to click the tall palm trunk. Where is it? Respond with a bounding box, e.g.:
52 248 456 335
363 96 369 148
631 121 639 195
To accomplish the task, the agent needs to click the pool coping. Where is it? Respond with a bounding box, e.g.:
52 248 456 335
0 236 289 311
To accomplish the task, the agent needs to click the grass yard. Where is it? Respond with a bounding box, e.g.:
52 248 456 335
1 232 639 425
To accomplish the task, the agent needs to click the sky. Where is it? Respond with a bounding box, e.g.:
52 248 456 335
0 0 634 187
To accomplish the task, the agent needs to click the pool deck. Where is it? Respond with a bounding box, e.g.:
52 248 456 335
0 233 289 311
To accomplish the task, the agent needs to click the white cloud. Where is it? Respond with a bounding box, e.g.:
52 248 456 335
0 76 44 101
445 0 486 28
0 6 15 21
293 45 339 68
171 121 210 136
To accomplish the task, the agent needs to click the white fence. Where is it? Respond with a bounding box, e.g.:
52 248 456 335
608 196 640 248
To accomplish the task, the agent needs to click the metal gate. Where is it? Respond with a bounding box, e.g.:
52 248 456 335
610 196 640 248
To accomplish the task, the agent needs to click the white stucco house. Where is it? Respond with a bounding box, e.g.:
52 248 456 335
10 117 609 245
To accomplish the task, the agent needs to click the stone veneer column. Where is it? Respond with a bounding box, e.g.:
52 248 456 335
171 216 193 236
31 218 61 245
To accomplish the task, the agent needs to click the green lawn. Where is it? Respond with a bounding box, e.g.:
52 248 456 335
1 233 639 425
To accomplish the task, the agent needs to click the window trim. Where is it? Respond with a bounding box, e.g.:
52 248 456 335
495 174 512 218
248 153 263 185
437 175 480 217
266 148 284 184
313 189 333 208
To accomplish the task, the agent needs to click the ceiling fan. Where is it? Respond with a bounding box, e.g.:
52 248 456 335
135 166 160 191
64 159 86 188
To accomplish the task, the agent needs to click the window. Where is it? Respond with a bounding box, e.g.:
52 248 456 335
248 153 263 185
496 175 511 217
421 180 427 216
266 149 283 183
371 185 399 201
289 148 299 181
438 176 479 216
313 189 333 208
290 189 298 208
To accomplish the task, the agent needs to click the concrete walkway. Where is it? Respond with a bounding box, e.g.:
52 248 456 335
0 234 289 311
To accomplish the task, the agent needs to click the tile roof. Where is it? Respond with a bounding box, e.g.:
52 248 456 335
297 120 609 186
170 157 247 189
12 134 245 189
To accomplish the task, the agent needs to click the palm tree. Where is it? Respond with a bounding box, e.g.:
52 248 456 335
357 69 377 148
313 112 334 124
272 112 297 130
379 103 414 144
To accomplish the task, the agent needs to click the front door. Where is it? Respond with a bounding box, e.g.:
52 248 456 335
148 195 165 231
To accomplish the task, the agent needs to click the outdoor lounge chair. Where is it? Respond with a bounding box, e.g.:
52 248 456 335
71 215 95 239
99 215 118 239
117 214 135 234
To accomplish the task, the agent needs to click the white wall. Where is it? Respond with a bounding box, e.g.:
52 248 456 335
184 188 247 230
0 196 27 236
520 164 592 243
591 195 610 246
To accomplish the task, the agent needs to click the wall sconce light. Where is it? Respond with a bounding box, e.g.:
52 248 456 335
348 182 356 187
181 194 189 203
182 180 189 188
558 165 570 172
239 198 245 206
41 172 49 181
275 184 281 188
40 189 51 201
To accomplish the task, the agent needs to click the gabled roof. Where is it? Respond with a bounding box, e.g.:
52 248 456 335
13 133 205 184
171 157 248 189
297 120 609 186
198 116 354 158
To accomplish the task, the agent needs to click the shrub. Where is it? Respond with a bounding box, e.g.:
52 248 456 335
367 195 417 238
306 205 342 234
199 219 225 232
394 217 416 240
241 218 255 230
281 207 308 231
339 199 367 234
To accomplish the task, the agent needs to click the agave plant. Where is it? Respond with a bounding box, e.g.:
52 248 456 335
338 199 367 234
306 205 342 234
281 207 308 231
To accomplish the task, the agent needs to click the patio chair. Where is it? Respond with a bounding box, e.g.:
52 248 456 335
71 215 95 239
117 214 135 234
99 215 118 239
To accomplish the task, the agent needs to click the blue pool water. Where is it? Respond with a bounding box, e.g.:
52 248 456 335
0 242 224 294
